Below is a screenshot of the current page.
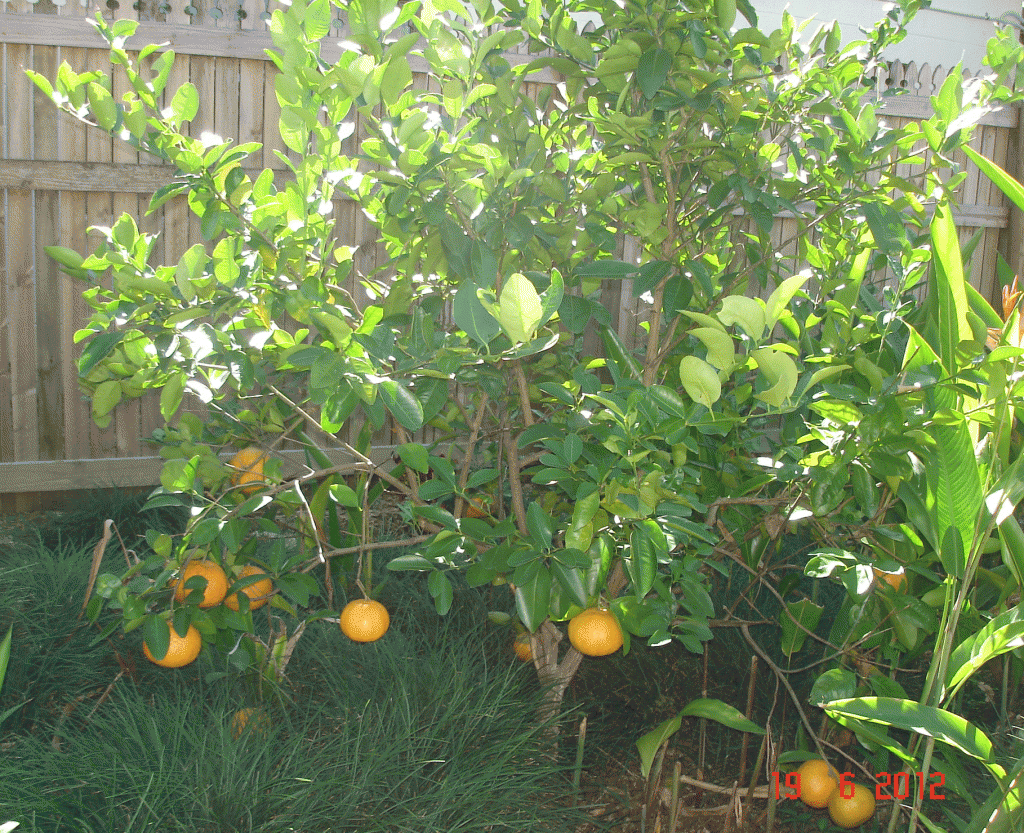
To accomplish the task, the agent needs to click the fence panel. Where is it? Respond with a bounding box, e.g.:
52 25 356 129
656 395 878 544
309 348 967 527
0 2 1018 508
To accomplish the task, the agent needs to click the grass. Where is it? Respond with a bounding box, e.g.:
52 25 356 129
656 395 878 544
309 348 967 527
0 524 598 833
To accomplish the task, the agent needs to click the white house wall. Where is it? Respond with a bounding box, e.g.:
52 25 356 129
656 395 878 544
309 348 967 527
751 1 1020 73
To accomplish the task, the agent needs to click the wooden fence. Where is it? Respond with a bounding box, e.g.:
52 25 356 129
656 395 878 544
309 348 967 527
0 0 1021 511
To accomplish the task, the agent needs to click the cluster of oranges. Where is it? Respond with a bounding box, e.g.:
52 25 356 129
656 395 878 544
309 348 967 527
794 758 876 829
144 558 276 668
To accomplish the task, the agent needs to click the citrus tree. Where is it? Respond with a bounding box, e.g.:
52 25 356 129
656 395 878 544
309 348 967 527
33 0 1023 746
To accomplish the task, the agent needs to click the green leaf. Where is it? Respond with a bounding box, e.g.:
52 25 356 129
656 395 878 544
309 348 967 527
809 668 857 706
92 379 122 420
160 372 186 421
780 598 822 657
454 281 500 345
765 274 809 330
636 714 681 779
576 260 637 278
628 524 657 599
947 606 1024 696
387 554 433 571
526 502 553 550
823 697 1004 777
925 419 982 569
930 200 973 373
751 346 798 407
514 565 552 633
79 331 125 377
637 47 672 100
551 560 588 609
379 380 424 431
427 570 454 615
44 245 86 273
169 81 198 124
718 295 765 339
143 615 170 662
160 455 200 493
864 202 906 255
498 272 543 343
87 81 117 131
690 327 734 373
538 269 564 330
679 698 766 735
397 442 429 474
965 145 1024 214
0 625 12 692
679 356 721 408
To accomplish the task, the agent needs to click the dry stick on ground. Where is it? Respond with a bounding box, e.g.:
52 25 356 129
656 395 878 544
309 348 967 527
80 518 114 619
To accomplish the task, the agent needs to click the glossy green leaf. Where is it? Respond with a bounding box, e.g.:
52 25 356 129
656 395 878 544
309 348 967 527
526 502 553 550
454 281 500 345
751 346 798 407
498 272 543 344
636 715 680 778
690 327 735 373
551 559 588 609
628 524 657 599
718 295 765 339
679 698 765 735
947 605 1024 696
780 598 822 657
679 356 721 408
427 570 454 615
637 47 672 99
809 668 856 706
160 372 186 421
514 565 552 633
823 697 1004 776
379 380 424 431
930 200 972 373
169 81 198 123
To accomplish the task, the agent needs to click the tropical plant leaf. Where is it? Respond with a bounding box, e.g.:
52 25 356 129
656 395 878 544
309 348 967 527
823 697 1004 778
946 605 1024 696
679 698 765 735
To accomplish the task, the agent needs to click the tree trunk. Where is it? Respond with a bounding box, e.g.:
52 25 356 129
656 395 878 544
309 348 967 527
531 619 584 754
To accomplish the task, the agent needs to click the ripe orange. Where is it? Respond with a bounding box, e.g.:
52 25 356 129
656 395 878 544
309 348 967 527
224 565 274 611
174 559 228 608
340 599 390 642
513 632 532 662
796 758 840 809
873 566 908 592
828 781 876 828
464 498 488 519
567 608 623 657
229 446 267 495
143 622 202 668
231 707 270 738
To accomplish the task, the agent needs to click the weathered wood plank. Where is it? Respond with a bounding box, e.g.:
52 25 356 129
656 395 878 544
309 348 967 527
0 446 398 492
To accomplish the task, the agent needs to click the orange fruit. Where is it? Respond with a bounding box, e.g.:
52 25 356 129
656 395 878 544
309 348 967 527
231 707 270 738
873 566 908 592
229 446 267 495
224 565 274 611
143 622 202 668
340 599 390 642
828 780 876 828
513 632 532 662
796 758 840 809
464 498 488 518
567 608 623 657
174 559 228 608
